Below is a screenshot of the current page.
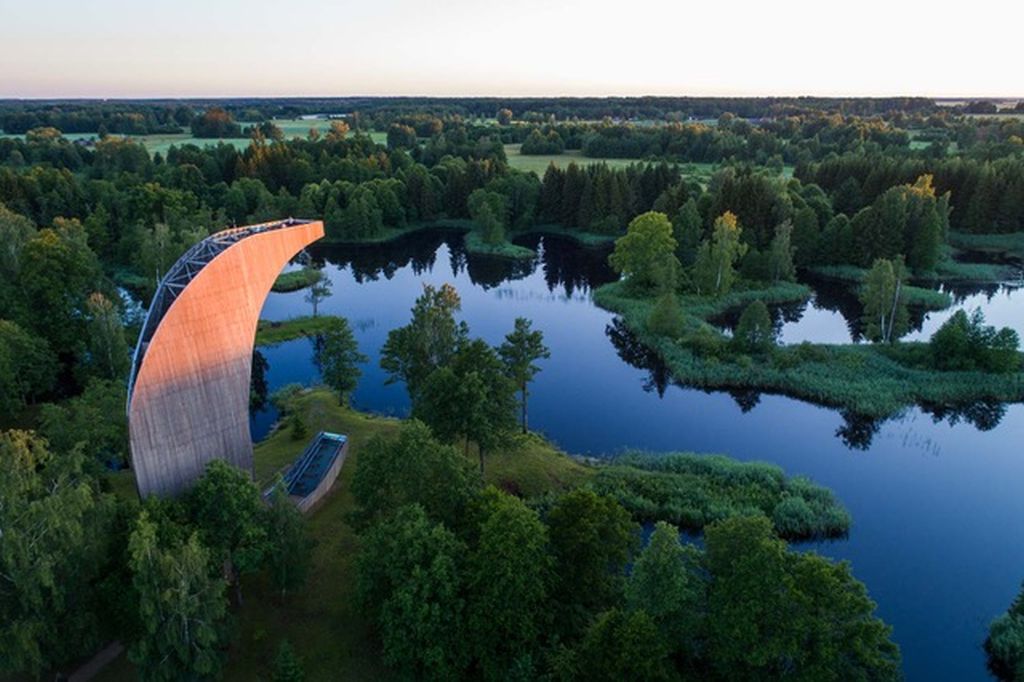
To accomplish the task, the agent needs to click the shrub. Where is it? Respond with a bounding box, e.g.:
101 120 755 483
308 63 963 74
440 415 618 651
647 293 684 338
289 412 307 440
987 583 1024 680
732 300 775 354
931 308 1021 373
590 453 850 540
270 383 305 415
686 327 727 359
272 640 306 682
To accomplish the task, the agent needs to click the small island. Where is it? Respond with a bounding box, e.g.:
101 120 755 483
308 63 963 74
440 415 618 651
592 189 1023 419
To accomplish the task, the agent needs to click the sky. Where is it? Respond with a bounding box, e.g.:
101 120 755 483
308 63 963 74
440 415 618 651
1 0 1022 99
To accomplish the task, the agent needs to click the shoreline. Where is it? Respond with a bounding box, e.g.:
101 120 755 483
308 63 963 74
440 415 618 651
254 388 850 541
317 220 616 259
592 280 1024 419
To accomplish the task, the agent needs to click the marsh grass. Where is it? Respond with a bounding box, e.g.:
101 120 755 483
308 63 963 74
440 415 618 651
948 231 1024 262
463 231 537 259
591 452 851 540
255 315 344 346
272 268 323 293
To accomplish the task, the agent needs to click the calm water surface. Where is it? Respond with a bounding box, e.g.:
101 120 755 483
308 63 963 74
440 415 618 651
714 274 1024 346
253 231 1024 681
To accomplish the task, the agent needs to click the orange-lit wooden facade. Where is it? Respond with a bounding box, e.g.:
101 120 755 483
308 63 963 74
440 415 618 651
127 219 324 497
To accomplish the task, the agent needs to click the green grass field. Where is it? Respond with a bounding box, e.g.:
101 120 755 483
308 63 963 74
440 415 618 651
1 119 388 157
503 144 642 174
502 144 737 182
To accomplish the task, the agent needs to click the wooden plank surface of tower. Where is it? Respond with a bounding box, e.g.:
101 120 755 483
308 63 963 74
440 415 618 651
127 219 324 497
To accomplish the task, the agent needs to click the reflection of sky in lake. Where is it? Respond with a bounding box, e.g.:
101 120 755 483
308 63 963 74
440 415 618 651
253 232 1024 681
903 284 1024 341
719 277 1023 346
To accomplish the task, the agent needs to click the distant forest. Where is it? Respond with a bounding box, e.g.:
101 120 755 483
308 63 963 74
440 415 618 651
0 95 1016 134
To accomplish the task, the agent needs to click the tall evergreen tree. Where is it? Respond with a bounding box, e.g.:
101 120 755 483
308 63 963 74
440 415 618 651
768 220 796 283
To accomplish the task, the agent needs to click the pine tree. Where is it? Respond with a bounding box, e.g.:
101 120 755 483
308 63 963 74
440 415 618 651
538 164 564 223
672 198 703 266
768 220 796 282
647 293 685 338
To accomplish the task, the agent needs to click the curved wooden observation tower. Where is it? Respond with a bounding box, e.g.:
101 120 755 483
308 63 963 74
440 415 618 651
127 219 324 497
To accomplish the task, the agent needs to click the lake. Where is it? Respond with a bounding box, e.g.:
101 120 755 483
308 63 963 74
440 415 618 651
253 230 1024 681
712 272 1024 347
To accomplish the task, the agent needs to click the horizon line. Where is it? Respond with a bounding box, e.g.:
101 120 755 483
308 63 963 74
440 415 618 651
1 93 1022 103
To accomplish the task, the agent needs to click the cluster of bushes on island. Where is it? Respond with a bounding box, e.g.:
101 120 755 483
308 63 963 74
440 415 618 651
988 582 1024 681
588 452 851 539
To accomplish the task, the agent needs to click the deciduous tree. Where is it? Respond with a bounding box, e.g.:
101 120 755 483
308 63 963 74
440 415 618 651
187 460 269 603
609 211 680 292
0 320 56 415
415 339 517 473
380 283 468 400
860 256 908 343
732 300 776 353
128 512 229 682
81 292 130 381
546 489 639 635
768 219 796 282
350 420 478 530
467 491 551 680
692 211 748 296
264 486 313 597
304 270 331 318
0 431 116 676
626 521 703 657
356 504 468 681
575 608 674 682
316 316 367 404
498 317 550 433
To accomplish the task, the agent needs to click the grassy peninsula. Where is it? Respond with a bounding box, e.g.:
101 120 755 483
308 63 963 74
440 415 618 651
594 280 1024 418
255 315 343 345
